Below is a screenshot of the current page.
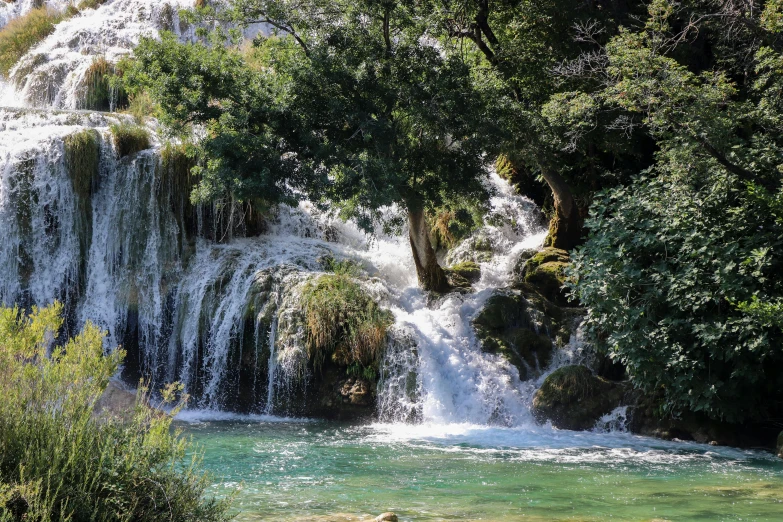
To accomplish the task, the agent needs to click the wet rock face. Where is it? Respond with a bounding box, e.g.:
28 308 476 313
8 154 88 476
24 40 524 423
777 432 783 458
301 364 377 421
515 247 571 306
472 283 581 381
532 365 628 431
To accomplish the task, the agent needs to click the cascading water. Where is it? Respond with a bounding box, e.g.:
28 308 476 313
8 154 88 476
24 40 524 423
0 0 575 428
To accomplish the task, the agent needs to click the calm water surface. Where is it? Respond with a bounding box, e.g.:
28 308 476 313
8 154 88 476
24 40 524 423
181 415 783 521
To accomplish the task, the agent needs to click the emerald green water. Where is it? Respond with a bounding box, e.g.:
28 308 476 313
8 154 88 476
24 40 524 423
183 416 783 521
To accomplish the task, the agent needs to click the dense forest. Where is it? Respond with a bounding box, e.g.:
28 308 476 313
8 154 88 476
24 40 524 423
120 0 783 427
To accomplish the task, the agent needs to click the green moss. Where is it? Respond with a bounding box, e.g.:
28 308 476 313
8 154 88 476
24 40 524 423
526 247 570 269
532 365 627 430
520 247 571 305
301 274 393 376
64 129 100 200
110 122 150 158
447 261 481 283
0 8 66 76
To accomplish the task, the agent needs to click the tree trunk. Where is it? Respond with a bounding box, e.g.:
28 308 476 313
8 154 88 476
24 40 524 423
540 164 581 251
408 208 449 292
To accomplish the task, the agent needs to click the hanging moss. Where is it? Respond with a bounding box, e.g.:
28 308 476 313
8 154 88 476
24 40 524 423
81 57 113 111
300 274 393 377
64 129 100 200
64 129 100 284
160 142 197 241
109 122 150 158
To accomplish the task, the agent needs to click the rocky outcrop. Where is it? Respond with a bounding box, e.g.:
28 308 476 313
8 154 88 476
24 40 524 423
515 247 571 305
532 365 628 430
94 380 138 422
473 285 581 380
301 365 377 421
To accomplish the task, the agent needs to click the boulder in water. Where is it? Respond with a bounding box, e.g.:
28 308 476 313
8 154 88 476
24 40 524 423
517 247 571 305
374 513 398 522
532 365 627 430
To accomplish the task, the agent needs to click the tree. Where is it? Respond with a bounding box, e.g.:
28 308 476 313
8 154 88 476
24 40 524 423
128 0 490 291
422 0 592 250
568 0 783 423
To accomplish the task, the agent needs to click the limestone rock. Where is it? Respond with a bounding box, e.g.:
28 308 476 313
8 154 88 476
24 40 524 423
532 365 627 431
472 287 581 381
374 513 398 522
94 380 137 422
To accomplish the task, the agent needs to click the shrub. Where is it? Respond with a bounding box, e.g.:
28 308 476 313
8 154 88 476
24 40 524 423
110 122 150 158
0 8 65 76
125 90 157 123
301 274 393 376
0 303 231 522
569 172 783 423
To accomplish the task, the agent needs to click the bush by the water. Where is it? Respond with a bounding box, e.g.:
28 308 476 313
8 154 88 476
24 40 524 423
0 8 65 76
301 274 393 379
0 303 231 522
569 171 783 423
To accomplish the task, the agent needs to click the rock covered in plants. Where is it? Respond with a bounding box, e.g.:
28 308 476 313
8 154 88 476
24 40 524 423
517 247 571 305
472 286 580 381
532 365 628 431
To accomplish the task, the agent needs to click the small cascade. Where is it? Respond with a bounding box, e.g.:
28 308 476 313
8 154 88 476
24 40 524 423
264 312 278 415
2 0 194 110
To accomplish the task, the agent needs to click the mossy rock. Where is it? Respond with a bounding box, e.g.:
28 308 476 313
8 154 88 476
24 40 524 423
473 291 561 380
447 261 481 283
518 247 571 305
532 365 627 431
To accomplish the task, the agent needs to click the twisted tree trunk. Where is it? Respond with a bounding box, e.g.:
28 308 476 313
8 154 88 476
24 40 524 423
408 208 449 292
540 164 581 251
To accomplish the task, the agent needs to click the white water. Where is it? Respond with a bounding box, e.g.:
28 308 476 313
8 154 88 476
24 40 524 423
0 0 595 432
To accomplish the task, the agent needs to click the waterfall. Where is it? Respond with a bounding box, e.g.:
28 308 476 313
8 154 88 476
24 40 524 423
0 0 576 427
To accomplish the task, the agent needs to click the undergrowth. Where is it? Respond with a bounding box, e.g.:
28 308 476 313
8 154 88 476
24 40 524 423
0 303 231 522
0 8 65 76
110 122 150 158
301 274 393 377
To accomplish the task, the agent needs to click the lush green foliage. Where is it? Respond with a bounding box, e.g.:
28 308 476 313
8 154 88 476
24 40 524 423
569 1 783 423
126 1 490 231
0 303 231 522
0 8 65 76
301 274 393 378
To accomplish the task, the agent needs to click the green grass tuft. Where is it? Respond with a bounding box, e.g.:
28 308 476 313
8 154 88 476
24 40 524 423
64 129 100 199
0 8 65 76
110 122 150 158
77 0 109 10
301 274 393 376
